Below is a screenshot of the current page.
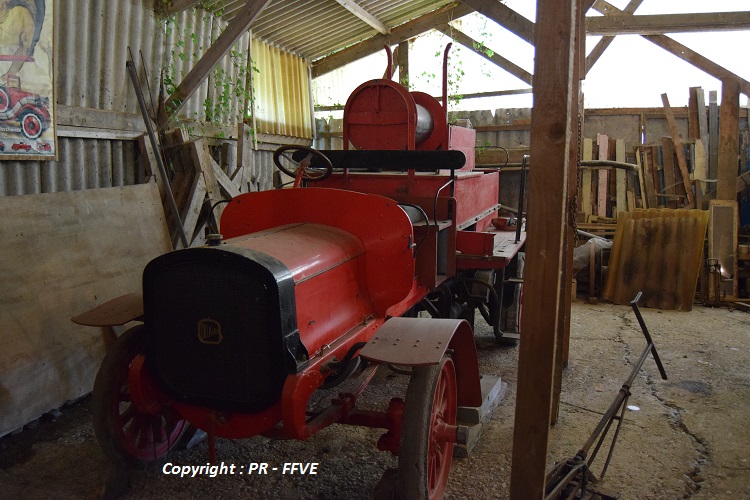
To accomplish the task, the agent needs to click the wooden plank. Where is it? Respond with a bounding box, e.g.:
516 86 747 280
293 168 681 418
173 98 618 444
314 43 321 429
709 90 719 183
650 145 663 207
586 11 750 35
585 0 645 74
708 200 739 299
434 25 533 85
696 88 709 140
661 137 677 208
593 1 750 97
662 93 694 206
688 87 700 140
332 0 390 34
0 184 170 437
642 147 658 208
312 3 473 77
616 139 627 215
718 78 741 201
191 139 224 222
163 0 272 121
597 134 609 217
636 147 647 208
182 175 208 247
694 139 709 204
582 138 593 216
510 0 576 496
460 0 535 45
627 190 636 212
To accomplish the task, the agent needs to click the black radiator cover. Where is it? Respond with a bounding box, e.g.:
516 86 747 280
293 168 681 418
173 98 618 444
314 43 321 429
142 246 306 413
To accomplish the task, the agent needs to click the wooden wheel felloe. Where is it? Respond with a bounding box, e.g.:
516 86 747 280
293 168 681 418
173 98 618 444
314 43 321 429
92 325 187 467
398 355 457 500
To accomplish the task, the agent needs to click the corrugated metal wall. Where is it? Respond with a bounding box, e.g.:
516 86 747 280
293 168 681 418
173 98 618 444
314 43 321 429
0 0 261 197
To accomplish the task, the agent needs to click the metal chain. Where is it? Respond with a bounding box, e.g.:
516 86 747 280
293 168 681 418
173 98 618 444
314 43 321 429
571 106 583 246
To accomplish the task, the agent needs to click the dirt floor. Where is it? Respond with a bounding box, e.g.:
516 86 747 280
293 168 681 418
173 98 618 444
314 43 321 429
1 300 749 499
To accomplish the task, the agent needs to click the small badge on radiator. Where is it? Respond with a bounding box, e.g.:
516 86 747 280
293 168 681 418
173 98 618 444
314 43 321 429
197 318 223 344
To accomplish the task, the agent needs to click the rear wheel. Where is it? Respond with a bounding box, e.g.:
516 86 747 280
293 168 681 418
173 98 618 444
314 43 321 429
92 325 188 468
398 355 457 499
0 87 9 113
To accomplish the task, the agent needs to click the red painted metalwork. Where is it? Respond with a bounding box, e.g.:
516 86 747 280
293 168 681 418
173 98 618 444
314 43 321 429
83 42 527 498
344 79 417 150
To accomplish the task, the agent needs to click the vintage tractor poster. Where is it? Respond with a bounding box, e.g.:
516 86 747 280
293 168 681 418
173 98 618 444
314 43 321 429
0 0 55 160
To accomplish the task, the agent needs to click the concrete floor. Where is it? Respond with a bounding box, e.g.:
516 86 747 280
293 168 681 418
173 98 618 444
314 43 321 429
1 301 748 499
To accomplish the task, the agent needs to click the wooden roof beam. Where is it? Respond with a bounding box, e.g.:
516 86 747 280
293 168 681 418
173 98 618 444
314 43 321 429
585 0 644 74
333 0 390 35
162 0 271 124
433 24 532 85
587 12 750 35
593 0 750 97
311 2 473 78
459 0 535 45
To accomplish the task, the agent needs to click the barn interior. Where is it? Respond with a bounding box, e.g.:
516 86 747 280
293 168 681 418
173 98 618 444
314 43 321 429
1 1 749 499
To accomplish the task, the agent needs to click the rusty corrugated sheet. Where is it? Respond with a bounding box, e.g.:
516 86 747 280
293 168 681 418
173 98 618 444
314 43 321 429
603 208 709 311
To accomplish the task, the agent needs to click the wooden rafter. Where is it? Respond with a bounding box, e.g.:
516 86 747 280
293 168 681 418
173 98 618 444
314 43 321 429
585 0 644 74
311 2 473 78
333 0 390 35
433 25 532 85
593 0 750 97
161 0 271 124
587 12 750 35
459 0 534 45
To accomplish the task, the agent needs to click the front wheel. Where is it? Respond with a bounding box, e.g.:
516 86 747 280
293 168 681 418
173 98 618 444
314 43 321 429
398 355 457 499
20 111 45 140
92 325 188 468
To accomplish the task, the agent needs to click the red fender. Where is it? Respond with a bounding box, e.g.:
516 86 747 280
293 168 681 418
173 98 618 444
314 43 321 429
359 317 482 407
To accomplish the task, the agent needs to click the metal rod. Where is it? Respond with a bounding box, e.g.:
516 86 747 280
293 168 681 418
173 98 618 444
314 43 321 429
579 159 638 172
515 155 528 243
127 59 188 249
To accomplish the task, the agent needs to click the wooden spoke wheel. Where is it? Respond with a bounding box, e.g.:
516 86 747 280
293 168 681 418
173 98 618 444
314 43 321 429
272 145 333 183
398 355 457 499
92 325 187 467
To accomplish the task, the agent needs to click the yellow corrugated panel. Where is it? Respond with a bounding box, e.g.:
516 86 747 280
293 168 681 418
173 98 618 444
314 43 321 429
252 38 312 139
603 209 709 311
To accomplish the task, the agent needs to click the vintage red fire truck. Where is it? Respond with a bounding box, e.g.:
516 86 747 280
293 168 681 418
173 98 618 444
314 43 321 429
75 45 525 499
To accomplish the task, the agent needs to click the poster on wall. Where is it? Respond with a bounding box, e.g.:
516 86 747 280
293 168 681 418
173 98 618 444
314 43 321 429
0 0 55 161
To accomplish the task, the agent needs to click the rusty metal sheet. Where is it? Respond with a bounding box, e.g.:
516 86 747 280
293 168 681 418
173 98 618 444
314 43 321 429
360 317 454 366
360 317 482 407
603 209 708 311
71 292 143 326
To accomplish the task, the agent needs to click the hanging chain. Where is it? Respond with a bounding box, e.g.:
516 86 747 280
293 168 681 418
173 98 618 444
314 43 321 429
570 107 583 246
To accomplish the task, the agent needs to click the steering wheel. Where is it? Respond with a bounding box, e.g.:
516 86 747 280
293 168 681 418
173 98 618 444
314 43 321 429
273 145 333 184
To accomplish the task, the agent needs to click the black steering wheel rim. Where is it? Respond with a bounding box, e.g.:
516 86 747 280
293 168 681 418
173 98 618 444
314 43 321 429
272 145 333 183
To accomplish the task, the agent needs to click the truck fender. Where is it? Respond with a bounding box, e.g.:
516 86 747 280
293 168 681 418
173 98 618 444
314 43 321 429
360 317 482 407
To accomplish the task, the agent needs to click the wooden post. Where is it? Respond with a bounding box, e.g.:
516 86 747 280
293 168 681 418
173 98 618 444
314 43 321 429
510 0 576 497
718 77 740 201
